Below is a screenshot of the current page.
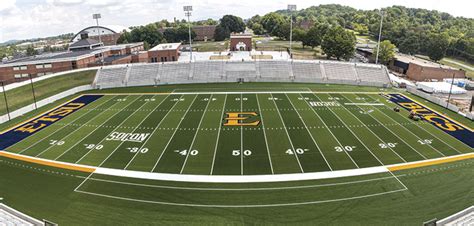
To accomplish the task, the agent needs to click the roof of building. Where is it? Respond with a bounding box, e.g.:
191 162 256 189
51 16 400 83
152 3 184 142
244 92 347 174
230 33 252 38
69 38 101 49
103 54 131 63
395 54 457 70
71 25 129 42
149 43 181 51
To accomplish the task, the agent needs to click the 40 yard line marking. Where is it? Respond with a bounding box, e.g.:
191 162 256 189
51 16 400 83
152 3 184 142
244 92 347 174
124 95 183 170
179 94 213 174
270 93 305 173
17 95 116 154
285 93 332 171
255 94 274 174
210 95 228 175
151 95 198 173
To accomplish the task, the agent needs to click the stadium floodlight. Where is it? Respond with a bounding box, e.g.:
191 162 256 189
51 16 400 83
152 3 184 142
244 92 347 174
288 4 297 60
92 13 104 66
375 10 384 64
0 81 10 121
184 6 193 62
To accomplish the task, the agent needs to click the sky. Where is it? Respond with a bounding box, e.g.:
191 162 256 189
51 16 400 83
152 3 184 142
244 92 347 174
0 0 473 43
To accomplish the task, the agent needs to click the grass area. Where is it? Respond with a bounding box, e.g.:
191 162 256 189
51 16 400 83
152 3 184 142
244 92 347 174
0 155 472 225
439 58 474 79
254 39 325 60
0 70 96 116
209 55 230 60
193 41 228 52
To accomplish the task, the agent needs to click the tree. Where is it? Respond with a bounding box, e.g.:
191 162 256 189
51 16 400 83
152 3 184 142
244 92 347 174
163 25 196 43
305 23 330 49
398 34 419 55
353 23 368 35
117 30 131 44
214 25 230 41
219 15 245 33
26 46 37 56
321 25 356 60
375 40 396 64
425 33 450 61
261 12 285 36
292 28 307 48
251 23 265 35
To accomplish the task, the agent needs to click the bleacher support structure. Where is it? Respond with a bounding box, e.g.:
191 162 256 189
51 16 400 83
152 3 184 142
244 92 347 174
93 60 391 89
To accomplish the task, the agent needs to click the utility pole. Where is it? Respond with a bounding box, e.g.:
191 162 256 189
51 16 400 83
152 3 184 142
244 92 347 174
375 9 384 64
446 73 456 109
1 81 10 121
288 4 297 60
93 13 104 66
28 74 37 110
184 6 193 62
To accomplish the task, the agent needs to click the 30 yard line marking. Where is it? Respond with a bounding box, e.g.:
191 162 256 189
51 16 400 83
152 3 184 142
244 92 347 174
151 95 198 172
338 94 407 163
285 93 332 171
16 95 116 154
210 95 227 175
96 95 162 167
270 93 305 173
72 95 147 163
179 94 213 174
36 96 136 159
124 95 183 170
300 93 359 169
255 94 274 174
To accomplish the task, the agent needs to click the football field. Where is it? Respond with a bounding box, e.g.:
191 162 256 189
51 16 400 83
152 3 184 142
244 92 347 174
3 91 471 176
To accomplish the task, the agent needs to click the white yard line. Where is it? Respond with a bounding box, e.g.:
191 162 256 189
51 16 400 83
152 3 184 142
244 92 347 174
255 94 274 174
285 93 333 171
344 103 385 106
299 93 360 168
37 96 136 159
179 94 213 174
210 95 228 175
18 96 116 154
270 93 305 173
339 94 407 163
150 95 198 172
311 93 388 167
124 95 183 170
94 95 162 167
71 95 147 163
240 94 244 176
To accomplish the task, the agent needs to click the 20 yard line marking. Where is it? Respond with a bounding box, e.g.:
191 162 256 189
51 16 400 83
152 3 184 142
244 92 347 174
210 95 228 175
151 95 198 172
270 93 305 173
285 93 333 171
124 95 183 170
17 96 116 155
255 94 274 174
179 94 213 174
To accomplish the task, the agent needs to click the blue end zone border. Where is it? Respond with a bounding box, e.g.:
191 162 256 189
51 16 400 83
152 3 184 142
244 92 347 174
383 93 473 148
0 95 103 150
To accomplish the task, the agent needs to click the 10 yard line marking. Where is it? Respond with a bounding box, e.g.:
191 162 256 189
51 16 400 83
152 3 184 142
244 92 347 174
255 94 274 174
124 95 183 170
179 94 213 174
17 96 116 155
270 93 305 173
210 95 228 175
300 93 360 169
151 95 198 173
285 93 333 171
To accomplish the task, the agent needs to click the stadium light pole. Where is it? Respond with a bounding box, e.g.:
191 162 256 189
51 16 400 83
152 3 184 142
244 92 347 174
375 9 384 64
93 13 105 66
184 6 193 62
0 81 11 121
446 72 456 109
288 4 297 60
28 74 37 110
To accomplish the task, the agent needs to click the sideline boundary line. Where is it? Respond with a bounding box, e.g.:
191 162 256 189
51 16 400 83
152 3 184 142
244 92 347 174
1 150 472 183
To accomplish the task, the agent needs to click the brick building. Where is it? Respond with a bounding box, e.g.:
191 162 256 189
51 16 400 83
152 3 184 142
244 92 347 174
70 25 128 46
389 54 466 81
147 43 181 63
230 34 252 51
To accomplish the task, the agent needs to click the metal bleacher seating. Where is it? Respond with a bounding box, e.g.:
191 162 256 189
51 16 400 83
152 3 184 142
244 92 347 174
94 60 391 89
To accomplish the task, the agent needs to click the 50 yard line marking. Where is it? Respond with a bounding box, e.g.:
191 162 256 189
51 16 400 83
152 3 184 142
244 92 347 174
240 94 243 175
285 93 332 171
210 95 228 175
124 95 183 170
179 94 213 174
270 93 305 173
151 95 198 173
16 96 116 155
255 94 274 174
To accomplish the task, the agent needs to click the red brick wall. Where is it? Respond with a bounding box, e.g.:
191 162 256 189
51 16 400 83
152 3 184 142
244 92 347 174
148 49 179 62
230 37 252 51
406 63 466 81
